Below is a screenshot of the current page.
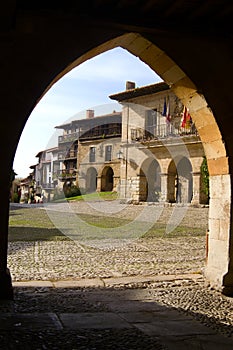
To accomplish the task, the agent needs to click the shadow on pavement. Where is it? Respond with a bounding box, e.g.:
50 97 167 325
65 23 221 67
0 286 232 349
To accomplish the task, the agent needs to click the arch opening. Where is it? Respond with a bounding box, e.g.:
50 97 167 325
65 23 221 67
168 158 193 204
7 31 232 296
86 167 98 193
140 158 161 202
101 166 114 192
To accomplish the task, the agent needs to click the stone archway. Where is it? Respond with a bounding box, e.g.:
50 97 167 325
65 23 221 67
86 167 97 193
118 35 230 293
0 16 232 297
168 158 193 204
140 158 161 202
101 166 114 192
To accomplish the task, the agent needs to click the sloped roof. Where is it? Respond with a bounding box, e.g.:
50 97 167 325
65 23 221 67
109 82 170 102
55 111 122 130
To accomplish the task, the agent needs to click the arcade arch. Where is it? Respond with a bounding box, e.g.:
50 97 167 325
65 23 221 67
167 158 193 204
1 31 232 297
101 166 114 192
86 167 98 193
139 158 161 202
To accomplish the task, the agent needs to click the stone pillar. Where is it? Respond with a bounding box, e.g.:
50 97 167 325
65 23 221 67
96 176 102 192
160 173 169 202
119 158 127 199
0 164 13 299
191 171 201 205
138 174 147 202
113 175 120 192
205 174 233 295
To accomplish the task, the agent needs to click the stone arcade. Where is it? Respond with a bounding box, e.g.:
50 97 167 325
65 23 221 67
0 1 233 298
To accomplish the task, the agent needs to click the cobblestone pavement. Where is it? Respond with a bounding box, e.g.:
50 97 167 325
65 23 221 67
0 278 233 349
6 203 232 349
8 237 206 282
8 202 208 282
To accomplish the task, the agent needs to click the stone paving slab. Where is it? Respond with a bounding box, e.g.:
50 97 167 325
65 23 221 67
59 312 132 329
118 310 193 323
134 319 216 337
102 273 203 286
160 334 233 350
0 281 232 349
12 273 203 289
0 312 62 330
80 288 155 302
53 278 104 288
101 300 170 313
13 280 54 288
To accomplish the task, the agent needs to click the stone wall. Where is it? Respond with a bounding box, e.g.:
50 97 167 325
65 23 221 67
77 137 121 192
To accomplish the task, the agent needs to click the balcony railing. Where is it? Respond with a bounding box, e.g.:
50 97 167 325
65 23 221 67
131 123 197 141
58 132 80 143
66 150 77 159
80 125 121 140
58 150 78 160
56 169 77 180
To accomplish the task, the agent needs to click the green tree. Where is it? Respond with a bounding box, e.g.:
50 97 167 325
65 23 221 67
200 156 209 200
10 169 17 188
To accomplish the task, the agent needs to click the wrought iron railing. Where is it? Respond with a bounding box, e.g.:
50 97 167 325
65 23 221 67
79 124 121 140
56 169 77 180
58 124 122 143
58 132 80 143
58 151 78 160
131 123 197 141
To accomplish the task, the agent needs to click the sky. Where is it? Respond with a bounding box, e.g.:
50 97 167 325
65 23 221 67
13 47 162 178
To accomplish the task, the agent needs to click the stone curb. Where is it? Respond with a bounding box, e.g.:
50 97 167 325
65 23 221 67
13 273 203 288
102 273 203 286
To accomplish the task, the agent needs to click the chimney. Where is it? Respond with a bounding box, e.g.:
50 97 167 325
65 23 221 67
126 81 136 90
86 109 94 119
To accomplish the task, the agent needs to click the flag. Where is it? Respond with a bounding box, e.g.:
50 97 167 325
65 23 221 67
181 106 187 128
166 96 171 123
181 106 192 129
186 110 192 128
162 97 166 116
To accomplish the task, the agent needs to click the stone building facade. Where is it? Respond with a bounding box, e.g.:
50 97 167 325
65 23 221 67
28 82 208 206
21 147 63 203
110 82 208 205
55 110 122 195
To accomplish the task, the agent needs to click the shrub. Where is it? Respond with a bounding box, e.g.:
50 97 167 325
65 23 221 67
200 156 209 202
12 192 20 203
64 185 82 198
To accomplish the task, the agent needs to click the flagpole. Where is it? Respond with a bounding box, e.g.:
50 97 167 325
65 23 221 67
158 101 160 137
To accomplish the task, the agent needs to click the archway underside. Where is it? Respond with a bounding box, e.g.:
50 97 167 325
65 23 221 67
2 31 232 297
63 33 229 293
49 32 227 176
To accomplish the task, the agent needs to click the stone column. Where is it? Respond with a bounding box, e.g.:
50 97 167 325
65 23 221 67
119 158 127 199
191 171 201 205
96 175 102 192
160 173 169 202
113 175 120 192
0 162 13 299
205 174 233 295
137 174 145 202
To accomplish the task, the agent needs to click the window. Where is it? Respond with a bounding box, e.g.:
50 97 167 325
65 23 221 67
105 145 112 161
89 147 96 162
145 109 157 137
